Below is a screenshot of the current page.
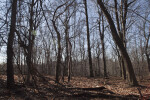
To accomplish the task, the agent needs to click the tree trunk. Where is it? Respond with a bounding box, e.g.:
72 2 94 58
64 18 71 82
62 58 66 82
56 41 61 83
97 0 138 86
26 54 32 83
98 11 108 78
26 0 35 84
97 56 100 76
101 39 107 78
67 40 72 82
145 26 150 72
114 0 127 79
118 57 122 77
84 0 94 77
146 54 150 72
68 54 71 82
121 57 126 79
7 0 17 89
52 20 62 83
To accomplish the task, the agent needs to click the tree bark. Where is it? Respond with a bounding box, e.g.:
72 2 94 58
52 20 62 83
114 0 126 79
145 25 150 72
98 12 108 78
84 0 94 77
101 38 107 78
145 38 150 72
7 0 17 89
121 57 126 79
146 54 150 72
97 0 138 86
97 55 100 76
26 0 35 83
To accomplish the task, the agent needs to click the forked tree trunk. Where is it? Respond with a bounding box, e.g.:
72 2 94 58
64 14 72 82
98 13 108 78
97 0 138 86
7 0 17 89
114 0 126 80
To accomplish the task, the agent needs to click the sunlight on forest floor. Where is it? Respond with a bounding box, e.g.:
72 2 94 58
57 76 150 95
0 75 150 100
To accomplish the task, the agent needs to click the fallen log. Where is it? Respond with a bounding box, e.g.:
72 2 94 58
67 86 106 91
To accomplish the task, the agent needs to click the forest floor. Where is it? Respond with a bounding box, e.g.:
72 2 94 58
0 75 150 100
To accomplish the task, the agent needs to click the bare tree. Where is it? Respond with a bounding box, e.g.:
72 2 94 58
95 40 101 76
140 13 150 72
15 0 43 84
98 11 108 78
7 0 17 89
114 0 127 79
52 18 62 83
52 1 75 83
83 0 94 77
97 0 138 86
64 15 72 82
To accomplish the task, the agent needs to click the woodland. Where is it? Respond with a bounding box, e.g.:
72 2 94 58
0 0 150 99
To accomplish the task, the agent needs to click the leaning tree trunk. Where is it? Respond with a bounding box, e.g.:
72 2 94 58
84 0 94 77
97 0 138 86
7 0 17 89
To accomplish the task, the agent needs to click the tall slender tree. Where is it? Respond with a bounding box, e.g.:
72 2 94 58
98 11 108 78
114 0 127 79
97 0 138 86
7 0 17 89
15 0 43 84
83 0 94 77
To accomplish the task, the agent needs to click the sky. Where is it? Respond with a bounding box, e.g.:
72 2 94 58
0 0 9 63
0 0 150 64
0 48 6 64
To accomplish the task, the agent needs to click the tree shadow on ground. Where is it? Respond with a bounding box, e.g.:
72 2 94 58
0 78 140 100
